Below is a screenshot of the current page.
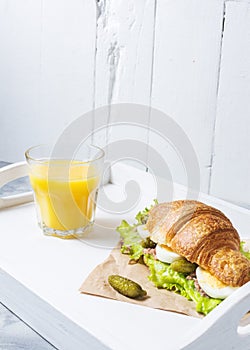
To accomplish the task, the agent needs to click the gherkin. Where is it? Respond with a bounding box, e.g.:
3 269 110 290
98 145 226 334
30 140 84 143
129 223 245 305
141 237 156 249
108 275 147 299
170 259 197 274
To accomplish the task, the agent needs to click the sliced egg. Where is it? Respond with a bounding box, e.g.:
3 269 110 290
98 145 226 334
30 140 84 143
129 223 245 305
155 244 182 264
137 225 150 239
196 267 239 299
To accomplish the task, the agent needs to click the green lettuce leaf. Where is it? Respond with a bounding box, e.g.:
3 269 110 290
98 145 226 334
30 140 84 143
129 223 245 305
135 199 158 225
117 220 144 260
240 241 250 260
117 200 158 260
117 220 140 243
122 243 144 261
144 255 222 315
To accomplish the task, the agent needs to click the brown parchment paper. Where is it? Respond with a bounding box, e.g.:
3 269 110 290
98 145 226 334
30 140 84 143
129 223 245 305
80 236 250 320
80 244 204 318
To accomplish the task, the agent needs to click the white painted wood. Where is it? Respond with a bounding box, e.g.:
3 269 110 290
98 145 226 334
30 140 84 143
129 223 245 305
0 0 250 226
0 0 96 162
110 162 250 236
39 0 96 138
0 162 250 349
94 0 155 107
181 281 250 349
150 0 225 193
0 303 55 350
210 1 250 208
93 1 156 168
232 0 250 3
0 0 41 161
0 269 109 350
0 162 33 209
91 104 153 171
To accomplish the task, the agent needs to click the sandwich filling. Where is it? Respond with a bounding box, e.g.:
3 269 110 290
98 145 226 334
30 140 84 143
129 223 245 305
117 201 250 315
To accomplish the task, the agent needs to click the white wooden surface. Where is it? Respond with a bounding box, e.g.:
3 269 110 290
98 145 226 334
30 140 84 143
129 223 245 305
151 0 225 193
95 0 155 107
0 303 55 350
210 1 250 209
0 0 96 159
0 161 54 350
0 0 250 204
0 162 250 350
93 0 156 167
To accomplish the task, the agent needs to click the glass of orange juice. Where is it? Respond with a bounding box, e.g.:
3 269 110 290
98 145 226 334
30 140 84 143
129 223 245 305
25 144 104 239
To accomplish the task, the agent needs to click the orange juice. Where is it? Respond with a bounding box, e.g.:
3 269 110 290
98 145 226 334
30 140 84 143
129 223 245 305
29 160 99 237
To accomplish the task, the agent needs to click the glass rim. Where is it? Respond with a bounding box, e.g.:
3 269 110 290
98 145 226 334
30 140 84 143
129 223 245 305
25 143 105 164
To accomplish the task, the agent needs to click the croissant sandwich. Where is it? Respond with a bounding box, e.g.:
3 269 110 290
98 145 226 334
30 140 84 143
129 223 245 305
117 200 250 315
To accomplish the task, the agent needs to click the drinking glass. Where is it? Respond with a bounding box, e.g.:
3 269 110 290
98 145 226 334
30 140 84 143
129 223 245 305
25 144 104 239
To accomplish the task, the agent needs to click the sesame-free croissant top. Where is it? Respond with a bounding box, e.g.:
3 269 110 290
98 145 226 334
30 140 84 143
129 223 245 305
146 200 250 287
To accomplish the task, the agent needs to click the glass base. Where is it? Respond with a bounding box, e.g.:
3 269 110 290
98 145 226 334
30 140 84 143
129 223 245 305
39 222 94 239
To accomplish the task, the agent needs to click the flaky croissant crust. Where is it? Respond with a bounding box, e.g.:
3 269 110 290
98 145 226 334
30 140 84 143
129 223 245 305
146 200 250 287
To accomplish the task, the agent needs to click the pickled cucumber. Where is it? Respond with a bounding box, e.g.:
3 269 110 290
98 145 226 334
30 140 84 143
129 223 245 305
141 237 156 249
170 259 197 274
108 275 147 299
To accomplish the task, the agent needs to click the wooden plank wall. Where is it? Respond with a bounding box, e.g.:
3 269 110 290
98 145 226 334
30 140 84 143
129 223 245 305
151 0 225 193
210 0 250 209
93 0 156 169
0 0 96 158
0 0 250 207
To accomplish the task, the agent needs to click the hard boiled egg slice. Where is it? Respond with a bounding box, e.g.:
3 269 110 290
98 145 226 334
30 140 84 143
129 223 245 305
137 225 150 239
196 267 239 299
156 244 182 264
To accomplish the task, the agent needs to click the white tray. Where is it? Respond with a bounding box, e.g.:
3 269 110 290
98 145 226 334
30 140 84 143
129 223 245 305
0 162 249 350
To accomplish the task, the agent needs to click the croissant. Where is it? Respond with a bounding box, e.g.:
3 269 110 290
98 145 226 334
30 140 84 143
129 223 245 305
146 200 250 287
